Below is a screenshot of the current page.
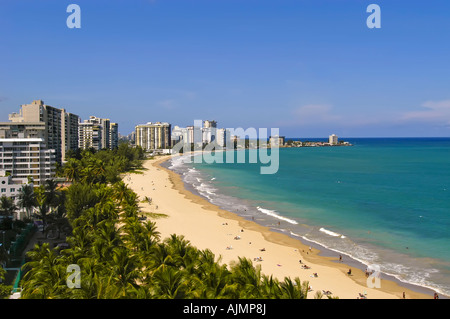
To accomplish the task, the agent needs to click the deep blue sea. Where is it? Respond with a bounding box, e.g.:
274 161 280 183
167 138 450 296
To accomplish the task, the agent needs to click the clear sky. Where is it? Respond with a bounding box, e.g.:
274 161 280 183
1 0 449 137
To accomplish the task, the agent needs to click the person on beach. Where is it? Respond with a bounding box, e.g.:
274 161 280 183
347 268 352 276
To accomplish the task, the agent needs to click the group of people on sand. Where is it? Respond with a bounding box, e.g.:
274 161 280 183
299 259 311 269
301 264 311 269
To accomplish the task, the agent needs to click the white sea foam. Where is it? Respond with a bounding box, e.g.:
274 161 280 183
319 227 346 238
256 206 298 225
168 154 192 169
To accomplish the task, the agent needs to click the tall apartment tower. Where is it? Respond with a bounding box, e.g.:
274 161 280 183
202 120 218 144
78 116 118 150
79 121 103 151
7 100 79 163
62 109 80 161
110 123 119 150
135 122 171 151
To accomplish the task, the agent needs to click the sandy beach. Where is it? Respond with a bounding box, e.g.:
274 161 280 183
123 154 432 299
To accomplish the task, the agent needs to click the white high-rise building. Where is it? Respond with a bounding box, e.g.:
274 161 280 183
329 134 338 145
215 128 230 147
202 120 218 144
0 138 56 186
171 125 184 146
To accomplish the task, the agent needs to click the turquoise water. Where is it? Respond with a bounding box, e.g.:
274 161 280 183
167 138 450 296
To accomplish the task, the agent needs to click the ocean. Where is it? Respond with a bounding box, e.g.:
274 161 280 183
165 138 450 297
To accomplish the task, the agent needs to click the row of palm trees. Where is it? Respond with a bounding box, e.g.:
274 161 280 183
60 144 145 185
19 145 328 299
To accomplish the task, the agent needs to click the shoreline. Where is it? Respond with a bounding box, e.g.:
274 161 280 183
125 154 436 299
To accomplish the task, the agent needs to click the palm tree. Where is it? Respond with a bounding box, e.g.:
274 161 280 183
279 277 309 299
91 220 121 262
195 249 236 299
17 184 36 219
112 181 129 206
44 179 60 210
0 196 17 218
63 225 93 263
108 246 141 297
150 264 190 299
62 158 81 182
21 243 69 298
65 182 99 223
230 257 264 298
148 242 176 270
33 185 50 232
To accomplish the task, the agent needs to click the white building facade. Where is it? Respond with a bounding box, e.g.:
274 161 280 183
329 134 338 145
0 138 56 186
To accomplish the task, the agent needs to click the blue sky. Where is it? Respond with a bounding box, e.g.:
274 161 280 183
1 0 450 137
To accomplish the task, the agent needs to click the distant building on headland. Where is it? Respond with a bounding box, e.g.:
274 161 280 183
269 135 285 147
285 135 352 148
329 134 338 145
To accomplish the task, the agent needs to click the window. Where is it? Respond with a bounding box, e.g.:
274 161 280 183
1 188 6 193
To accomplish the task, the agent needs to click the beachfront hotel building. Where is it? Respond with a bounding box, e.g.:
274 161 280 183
170 121 231 148
0 138 56 186
78 116 119 151
171 126 184 146
78 121 103 151
135 122 172 151
215 128 230 147
5 100 79 163
202 120 218 144
329 134 338 145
